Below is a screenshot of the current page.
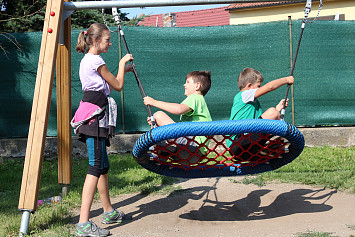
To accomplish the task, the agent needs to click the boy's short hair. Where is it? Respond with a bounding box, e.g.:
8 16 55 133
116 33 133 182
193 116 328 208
187 70 211 96
237 68 264 90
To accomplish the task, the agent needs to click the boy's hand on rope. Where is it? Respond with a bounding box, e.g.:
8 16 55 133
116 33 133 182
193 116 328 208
147 116 153 127
276 98 289 112
143 96 156 107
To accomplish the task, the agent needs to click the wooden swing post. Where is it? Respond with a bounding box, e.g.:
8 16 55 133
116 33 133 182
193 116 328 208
18 0 65 235
56 0 72 196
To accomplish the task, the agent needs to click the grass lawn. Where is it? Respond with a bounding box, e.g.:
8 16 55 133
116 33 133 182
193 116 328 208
0 146 354 236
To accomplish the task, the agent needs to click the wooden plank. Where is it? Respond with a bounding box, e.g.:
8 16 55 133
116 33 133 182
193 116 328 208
57 12 72 185
18 0 64 211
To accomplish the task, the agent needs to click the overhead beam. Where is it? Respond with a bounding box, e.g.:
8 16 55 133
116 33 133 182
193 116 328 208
64 0 306 10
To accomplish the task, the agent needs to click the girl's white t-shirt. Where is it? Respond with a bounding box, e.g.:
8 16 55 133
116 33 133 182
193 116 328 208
79 53 110 96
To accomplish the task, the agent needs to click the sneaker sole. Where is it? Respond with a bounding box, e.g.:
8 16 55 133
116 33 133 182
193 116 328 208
76 231 110 237
101 219 122 224
76 233 109 237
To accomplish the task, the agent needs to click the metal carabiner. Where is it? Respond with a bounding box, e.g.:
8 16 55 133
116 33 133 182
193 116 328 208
304 0 312 19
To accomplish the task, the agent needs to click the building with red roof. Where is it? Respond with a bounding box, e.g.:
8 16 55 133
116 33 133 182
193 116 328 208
138 1 354 27
139 6 229 27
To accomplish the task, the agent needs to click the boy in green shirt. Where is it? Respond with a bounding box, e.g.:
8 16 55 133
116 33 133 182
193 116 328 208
143 70 212 163
228 67 294 158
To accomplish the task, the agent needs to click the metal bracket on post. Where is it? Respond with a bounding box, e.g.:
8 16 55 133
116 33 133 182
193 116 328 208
302 0 312 28
304 0 312 19
112 7 120 25
304 0 323 24
62 184 69 197
59 10 74 45
19 210 33 236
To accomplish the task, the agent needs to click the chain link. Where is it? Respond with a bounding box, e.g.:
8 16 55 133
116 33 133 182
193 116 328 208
304 0 323 24
101 1 119 32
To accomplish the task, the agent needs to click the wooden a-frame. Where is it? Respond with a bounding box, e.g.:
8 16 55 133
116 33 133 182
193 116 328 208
18 0 72 213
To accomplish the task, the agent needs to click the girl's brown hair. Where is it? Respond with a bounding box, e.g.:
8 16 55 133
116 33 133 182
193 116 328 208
75 23 109 53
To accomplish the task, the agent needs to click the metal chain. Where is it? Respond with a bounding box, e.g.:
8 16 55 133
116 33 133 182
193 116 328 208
304 0 323 24
101 1 119 32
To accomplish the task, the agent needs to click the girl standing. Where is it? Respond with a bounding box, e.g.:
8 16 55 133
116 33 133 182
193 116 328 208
72 23 133 237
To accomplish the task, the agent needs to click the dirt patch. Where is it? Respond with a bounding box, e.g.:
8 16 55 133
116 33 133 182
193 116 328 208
72 177 355 237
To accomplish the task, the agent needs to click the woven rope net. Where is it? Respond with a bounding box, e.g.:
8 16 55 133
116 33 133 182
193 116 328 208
149 133 289 170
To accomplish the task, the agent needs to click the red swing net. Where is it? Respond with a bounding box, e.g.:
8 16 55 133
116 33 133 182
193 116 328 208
148 133 290 170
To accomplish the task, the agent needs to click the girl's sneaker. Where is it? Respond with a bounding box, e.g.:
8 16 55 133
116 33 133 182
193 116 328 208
102 209 128 224
76 221 110 237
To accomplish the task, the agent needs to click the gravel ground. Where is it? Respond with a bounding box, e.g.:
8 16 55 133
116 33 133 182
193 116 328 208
72 177 355 237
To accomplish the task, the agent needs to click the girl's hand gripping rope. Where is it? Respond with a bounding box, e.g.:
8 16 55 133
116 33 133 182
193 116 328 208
120 54 134 74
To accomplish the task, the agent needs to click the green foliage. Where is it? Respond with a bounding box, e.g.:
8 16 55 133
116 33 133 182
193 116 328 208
229 147 355 193
71 8 130 30
120 14 148 26
71 9 109 30
229 176 267 187
0 0 131 33
261 147 355 193
0 0 46 32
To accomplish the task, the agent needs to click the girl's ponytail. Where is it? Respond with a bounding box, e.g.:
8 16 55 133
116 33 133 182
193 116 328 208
75 31 87 53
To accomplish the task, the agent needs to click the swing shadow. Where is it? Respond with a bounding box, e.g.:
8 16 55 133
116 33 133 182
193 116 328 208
179 188 336 221
71 181 336 228
71 185 216 228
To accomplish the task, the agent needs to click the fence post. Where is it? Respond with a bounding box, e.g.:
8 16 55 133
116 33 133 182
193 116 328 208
288 16 295 125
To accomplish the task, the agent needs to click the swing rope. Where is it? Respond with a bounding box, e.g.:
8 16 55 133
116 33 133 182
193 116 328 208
280 0 323 120
103 6 157 127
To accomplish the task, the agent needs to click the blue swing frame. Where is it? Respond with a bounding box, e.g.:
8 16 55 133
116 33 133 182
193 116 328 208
133 119 304 178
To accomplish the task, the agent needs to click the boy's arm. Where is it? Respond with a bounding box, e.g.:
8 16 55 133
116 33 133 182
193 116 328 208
144 96 191 115
255 76 294 98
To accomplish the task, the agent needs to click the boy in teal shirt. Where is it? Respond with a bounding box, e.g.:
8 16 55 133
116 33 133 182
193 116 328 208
144 70 212 161
228 67 294 157
230 67 294 122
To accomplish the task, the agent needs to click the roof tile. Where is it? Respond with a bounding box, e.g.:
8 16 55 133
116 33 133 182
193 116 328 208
139 6 229 27
227 1 292 10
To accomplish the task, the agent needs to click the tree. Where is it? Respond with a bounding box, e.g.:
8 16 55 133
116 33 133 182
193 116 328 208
0 0 141 56
0 0 131 33
120 14 147 26
0 0 46 32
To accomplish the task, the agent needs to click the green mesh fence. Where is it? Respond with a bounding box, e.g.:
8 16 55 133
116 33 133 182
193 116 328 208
0 20 354 138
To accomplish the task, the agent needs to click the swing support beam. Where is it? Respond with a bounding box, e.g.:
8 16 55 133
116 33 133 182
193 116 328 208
64 0 307 10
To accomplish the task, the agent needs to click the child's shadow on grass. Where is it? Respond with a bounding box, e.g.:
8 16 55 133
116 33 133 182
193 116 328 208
179 188 336 221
